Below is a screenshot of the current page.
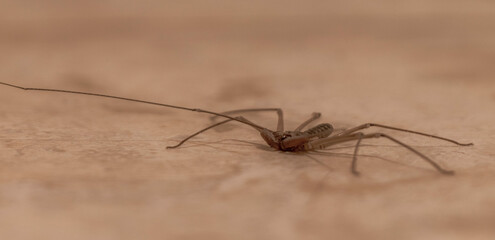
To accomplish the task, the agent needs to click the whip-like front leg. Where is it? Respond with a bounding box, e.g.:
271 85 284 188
210 108 284 132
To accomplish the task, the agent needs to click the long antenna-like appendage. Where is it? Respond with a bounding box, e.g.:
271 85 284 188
0 81 265 130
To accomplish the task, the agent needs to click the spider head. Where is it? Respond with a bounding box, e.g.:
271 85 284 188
259 128 284 150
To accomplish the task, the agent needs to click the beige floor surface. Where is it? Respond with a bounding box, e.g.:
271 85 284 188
1 1 495 239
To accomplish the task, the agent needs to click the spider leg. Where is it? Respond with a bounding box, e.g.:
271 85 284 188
351 133 364 176
294 112 322 132
337 123 473 146
210 108 284 132
306 132 454 175
167 116 261 149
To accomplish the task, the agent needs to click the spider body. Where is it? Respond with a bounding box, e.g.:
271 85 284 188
260 123 334 152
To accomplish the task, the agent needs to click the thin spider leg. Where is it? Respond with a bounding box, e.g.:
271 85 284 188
294 112 322 132
337 123 473 146
0 81 266 130
376 133 454 175
167 116 260 149
167 119 234 149
306 133 454 175
210 108 284 132
351 133 364 176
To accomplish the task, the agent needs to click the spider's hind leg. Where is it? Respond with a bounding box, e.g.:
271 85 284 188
338 123 473 146
307 132 454 175
368 133 455 175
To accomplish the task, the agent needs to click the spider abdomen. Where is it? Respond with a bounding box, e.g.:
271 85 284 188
303 123 334 139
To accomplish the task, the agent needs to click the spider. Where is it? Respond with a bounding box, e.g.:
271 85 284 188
0 81 473 175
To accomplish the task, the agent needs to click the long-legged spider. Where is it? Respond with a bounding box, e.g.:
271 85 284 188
0 81 473 175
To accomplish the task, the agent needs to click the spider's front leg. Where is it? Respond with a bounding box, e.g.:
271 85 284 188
209 108 285 132
167 116 263 149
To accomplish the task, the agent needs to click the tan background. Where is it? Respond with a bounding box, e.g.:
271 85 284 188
1 1 494 239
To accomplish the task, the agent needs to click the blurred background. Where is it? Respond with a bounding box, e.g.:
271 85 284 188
0 1 494 239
